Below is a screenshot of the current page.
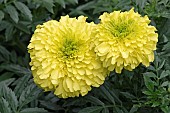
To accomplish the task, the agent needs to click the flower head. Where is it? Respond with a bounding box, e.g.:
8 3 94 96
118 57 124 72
94 8 158 73
28 16 108 98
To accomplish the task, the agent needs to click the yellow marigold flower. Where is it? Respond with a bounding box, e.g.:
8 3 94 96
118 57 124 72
28 16 108 98
94 8 158 73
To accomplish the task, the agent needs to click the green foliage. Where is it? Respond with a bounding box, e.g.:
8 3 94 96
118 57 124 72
0 72 47 113
0 0 170 113
143 54 170 113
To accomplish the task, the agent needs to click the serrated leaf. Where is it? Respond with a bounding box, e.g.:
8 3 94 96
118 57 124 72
102 107 109 113
93 7 112 14
147 65 156 71
143 75 154 91
54 0 66 8
5 5 19 23
0 64 31 75
151 101 160 107
115 0 131 9
5 24 14 41
63 98 86 107
143 72 157 78
143 90 153 95
76 1 95 11
122 107 129 113
14 1 32 21
84 96 105 106
100 85 115 104
78 106 103 113
160 12 170 18
20 107 48 113
161 81 169 87
120 92 136 99
0 72 14 82
18 83 42 109
158 59 165 70
2 85 18 112
159 70 170 79
0 97 12 113
0 78 15 88
0 45 10 61
135 0 147 9
0 78 15 97
161 106 170 113
44 92 59 101
69 10 87 17
158 0 169 5
10 51 17 63
105 84 122 104
0 10 4 22
14 74 31 97
129 105 139 113
41 0 54 13
114 106 124 113
0 21 11 31
40 101 63 111
66 0 78 4
13 21 30 34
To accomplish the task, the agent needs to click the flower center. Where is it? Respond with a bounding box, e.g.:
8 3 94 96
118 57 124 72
105 18 134 38
61 38 78 59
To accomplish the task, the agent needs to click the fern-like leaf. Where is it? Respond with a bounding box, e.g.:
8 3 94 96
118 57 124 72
0 97 12 113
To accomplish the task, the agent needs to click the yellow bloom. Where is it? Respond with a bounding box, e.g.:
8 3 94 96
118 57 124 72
94 8 158 73
28 16 108 98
